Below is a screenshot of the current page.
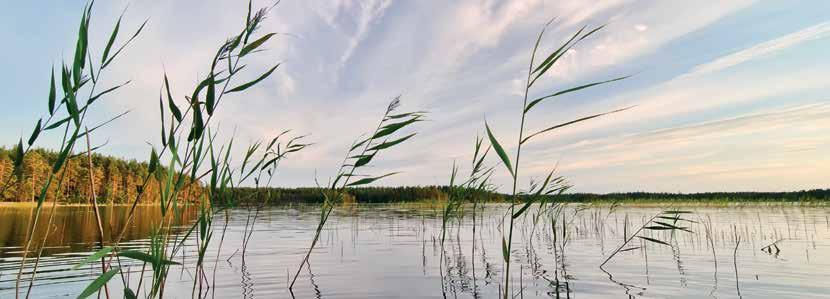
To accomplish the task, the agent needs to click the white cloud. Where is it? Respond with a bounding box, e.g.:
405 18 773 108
690 21 830 76
4 0 829 192
540 103 830 192
541 0 756 80
334 0 393 66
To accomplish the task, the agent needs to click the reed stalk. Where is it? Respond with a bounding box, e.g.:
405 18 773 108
289 97 424 289
600 210 694 268
480 20 631 298
14 2 139 297
84 127 110 299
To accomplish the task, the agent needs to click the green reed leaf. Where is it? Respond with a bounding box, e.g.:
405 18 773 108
226 63 280 93
87 50 96 84
149 148 159 174
472 144 491 172
36 176 53 209
524 76 629 113
526 18 550 77
512 200 535 219
530 25 605 87
240 33 276 57
14 139 24 168
72 6 89 87
189 106 204 141
89 81 131 105
53 140 74 174
502 237 509 262
577 24 607 42
385 111 426 120
367 133 416 151
102 15 121 64
532 25 583 76
190 72 224 102
76 111 130 140
119 250 181 266
103 19 148 69
653 221 692 232
71 141 108 160
449 161 458 187
61 64 72 95
349 138 369 152
164 74 182 122
619 246 642 253
123 288 137 299
353 153 376 168
637 236 671 246
44 117 70 131
48 67 57 115
657 216 698 223
644 226 675 231
28 119 42 146
485 121 514 178
346 172 399 187
372 116 421 140
521 106 634 144
71 247 114 270
530 26 585 86
76 267 119 299
663 210 693 214
472 135 483 165
66 95 81 127
206 73 216 115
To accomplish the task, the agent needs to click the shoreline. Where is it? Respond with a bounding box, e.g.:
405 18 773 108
0 202 159 208
1 199 827 209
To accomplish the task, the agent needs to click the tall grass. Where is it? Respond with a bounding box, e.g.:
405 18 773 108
437 135 496 284
12 2 143 298
289 96 424 290
8 1 309 298
599 210 695 268
440 135 495 251
108 2 308 297
480 20 631 298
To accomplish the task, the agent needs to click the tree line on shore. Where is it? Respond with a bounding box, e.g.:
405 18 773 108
2 146 828 204
0 146 200 203
234 187 830 204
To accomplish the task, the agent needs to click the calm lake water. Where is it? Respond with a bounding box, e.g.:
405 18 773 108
0 203 828 298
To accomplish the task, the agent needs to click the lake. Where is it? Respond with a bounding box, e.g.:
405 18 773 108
1 203 828 298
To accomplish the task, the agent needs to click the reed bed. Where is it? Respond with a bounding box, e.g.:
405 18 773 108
7 1 313 298
8 2 802 299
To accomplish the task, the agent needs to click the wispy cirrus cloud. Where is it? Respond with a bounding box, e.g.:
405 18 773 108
527 103 830 192
2 0 829 192
690 21 830 76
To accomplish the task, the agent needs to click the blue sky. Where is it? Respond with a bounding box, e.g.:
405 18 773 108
2 1 829 193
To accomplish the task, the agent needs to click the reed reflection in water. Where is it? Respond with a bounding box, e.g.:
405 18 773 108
0 203 828 298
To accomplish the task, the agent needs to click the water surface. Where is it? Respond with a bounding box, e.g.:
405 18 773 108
0 203 828 298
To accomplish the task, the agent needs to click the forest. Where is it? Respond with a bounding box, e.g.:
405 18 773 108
0 146 200 203
3 146 827 204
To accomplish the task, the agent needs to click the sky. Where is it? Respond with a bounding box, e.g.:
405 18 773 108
1 0 829 193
